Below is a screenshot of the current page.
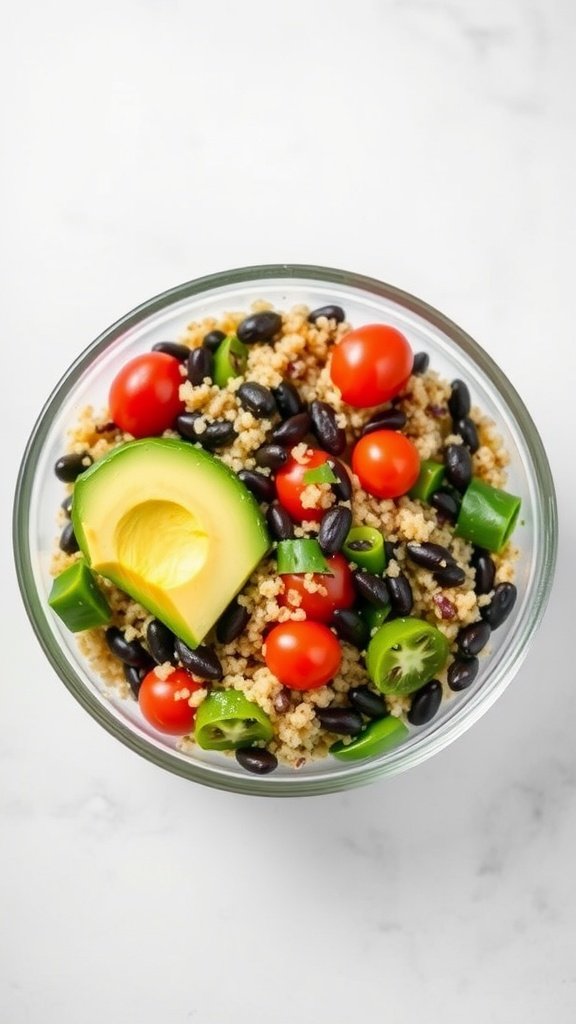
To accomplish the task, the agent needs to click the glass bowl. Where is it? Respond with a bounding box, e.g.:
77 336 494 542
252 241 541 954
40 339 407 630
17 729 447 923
13 265 557 796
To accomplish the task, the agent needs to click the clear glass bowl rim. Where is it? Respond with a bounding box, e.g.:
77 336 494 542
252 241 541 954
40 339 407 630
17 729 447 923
12 264 558 796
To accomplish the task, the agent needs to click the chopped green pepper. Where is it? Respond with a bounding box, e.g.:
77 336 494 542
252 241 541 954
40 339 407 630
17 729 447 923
359 602 391 633
48 559 111 632
331 715 409 761
366 617 449 696
408 459 445 501
195 691 273 750
302 463 338 485
212 334 248 387
455 477 521 552
342 526 386 573
276 538 331 575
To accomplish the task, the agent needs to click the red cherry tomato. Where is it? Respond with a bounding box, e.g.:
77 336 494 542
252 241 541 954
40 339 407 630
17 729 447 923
352 430 420 499
264 621 342 690
275 450 332 523
138 668 203 735
330 324 413 408
109 352 184 437
279 553 355 623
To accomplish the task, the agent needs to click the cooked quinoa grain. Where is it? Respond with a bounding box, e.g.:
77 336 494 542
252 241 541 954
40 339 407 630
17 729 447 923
50 302 518 770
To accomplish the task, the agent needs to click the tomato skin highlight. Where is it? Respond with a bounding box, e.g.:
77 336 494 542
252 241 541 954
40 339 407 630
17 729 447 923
330 324 413 408
109 353 184 437
264 621 342 690
352 430 421 499
275 450 333 523
279 554 355 623
138 668 203 735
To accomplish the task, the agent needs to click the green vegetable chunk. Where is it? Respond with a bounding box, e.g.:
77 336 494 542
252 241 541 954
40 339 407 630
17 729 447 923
331 716 409 761
48 559 111 632
302 463 338 485
195 691 273 750
276 539 331 575
366 617 449 696
213 334 248 387
342 526 386 573
359 602 391 633
455 477 521 552
408 459 445 501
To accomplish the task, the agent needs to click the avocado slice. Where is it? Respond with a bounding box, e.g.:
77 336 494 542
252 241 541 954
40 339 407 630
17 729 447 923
72 438 270 649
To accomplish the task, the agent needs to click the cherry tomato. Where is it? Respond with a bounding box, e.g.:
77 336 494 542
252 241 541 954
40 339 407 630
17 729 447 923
275 449 332 522
330 324 413 408
264 621 342 690
109 352 184 438
279 553 355 623
352 429 420 499
138 667 203 735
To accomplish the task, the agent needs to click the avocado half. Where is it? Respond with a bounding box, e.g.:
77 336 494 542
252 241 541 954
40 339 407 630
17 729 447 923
72 438 270 649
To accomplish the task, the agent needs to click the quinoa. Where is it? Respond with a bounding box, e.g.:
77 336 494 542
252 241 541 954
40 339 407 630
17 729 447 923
51 301 518 769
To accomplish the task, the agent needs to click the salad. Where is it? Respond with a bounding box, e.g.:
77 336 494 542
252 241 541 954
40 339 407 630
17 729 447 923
49 301 520 775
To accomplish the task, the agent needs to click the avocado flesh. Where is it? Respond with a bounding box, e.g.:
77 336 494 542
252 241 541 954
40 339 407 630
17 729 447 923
72 438 270 649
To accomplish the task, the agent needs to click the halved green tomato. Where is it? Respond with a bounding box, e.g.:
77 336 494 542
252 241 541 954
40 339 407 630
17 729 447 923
195 690 273 750
366 617 449 696
331 715 409 761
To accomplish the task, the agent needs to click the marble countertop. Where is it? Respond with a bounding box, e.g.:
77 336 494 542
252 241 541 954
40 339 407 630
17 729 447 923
2 1 575 1021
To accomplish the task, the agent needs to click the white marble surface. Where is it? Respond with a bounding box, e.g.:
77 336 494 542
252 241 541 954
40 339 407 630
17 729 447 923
1 0 575 1021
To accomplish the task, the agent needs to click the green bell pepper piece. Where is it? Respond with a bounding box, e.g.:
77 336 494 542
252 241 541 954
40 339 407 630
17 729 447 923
331 715 409 761
48 559 111 632
455 477 521 552
213 334 248 387
342 526 386 573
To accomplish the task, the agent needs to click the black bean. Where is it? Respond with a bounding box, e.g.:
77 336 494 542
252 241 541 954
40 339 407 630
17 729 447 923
472 548 496 596
315 707 364 736
447 656 479 692
105 627 153 668
199 421 237 450
457 621 491 657
307 304 346 324
430 489 460 523
237 469 275 504
444 444 472 492
433 563 466 588
349 686 388 719
270 412 311 446
331 609 369 649
152 341 190 360
448 379 471 421
355 571 390 607
124 664 148 700
330 459 352 501
318 505 352 555
237 382 277 419
412 351 430 375
267 501 295 540
146 619 177 665
309 400 346 455
384 541 398 563
272 380 304 419
61 493 74 517
407 679 442 725
361 408 407 435
202 329 226 352
174 639 223 680
237 311 282 344
235 748 278 774
386 573 413 616
273 689 292 714
254 444 288 470
54 452 92 482
59 521 79 555
216 599 249 645
454 417 479 453
187 346 213 385
481 582 517 629
175 411 202 440
406 542 456 571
